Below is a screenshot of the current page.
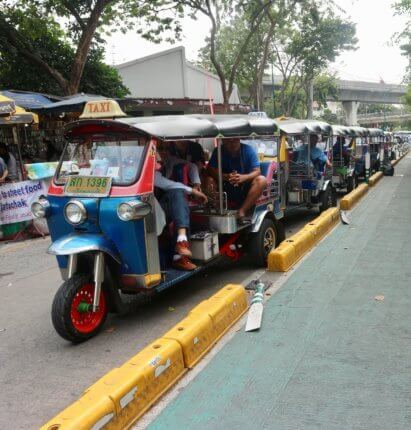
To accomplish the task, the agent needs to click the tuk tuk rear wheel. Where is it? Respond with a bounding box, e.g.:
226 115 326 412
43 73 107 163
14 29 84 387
248 218 277 267
319 185 336 213
51 274 108 343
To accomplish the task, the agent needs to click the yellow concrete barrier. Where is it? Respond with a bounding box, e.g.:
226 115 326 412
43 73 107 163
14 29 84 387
268 207 340 272
42 285 247 430
369 171 383 186
340 183 368 210
163 313 216 368
190 284 247 342
267 241 297 272
40 384 116 430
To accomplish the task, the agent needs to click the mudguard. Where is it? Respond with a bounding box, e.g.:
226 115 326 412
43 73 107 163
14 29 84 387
321 179 331 191
48 233 121 263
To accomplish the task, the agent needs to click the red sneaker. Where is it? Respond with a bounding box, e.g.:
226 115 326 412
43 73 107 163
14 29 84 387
175 241 192 257
172 256 197 271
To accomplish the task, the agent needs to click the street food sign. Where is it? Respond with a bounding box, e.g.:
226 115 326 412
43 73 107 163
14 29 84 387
0 100 16 116
80 99 127 119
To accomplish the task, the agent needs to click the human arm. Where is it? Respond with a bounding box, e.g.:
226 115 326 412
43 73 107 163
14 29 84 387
154 172 207 203
0 159 8 182
188 162 201 187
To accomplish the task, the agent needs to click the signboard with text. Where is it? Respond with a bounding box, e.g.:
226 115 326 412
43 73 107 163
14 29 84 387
0 180 47 225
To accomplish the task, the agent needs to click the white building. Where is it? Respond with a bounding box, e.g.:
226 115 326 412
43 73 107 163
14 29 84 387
114 46 241 105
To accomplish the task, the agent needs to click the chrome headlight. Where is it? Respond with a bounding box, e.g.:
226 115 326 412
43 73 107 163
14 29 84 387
117 200 151 221
64 200 87 225
31 198 50 218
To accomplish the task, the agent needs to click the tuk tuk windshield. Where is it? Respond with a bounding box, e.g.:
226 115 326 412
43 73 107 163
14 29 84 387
56 138 147 186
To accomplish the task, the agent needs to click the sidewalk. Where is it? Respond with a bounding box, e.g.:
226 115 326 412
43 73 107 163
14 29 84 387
148 156 411 430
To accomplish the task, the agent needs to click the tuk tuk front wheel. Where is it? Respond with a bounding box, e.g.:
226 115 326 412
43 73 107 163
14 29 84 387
248 218 277 267
51 274 108 343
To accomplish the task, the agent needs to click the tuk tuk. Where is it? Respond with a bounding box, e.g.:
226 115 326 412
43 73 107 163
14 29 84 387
368 128 384 173
276 119 336 213
31 112 284 342
331 125 360 192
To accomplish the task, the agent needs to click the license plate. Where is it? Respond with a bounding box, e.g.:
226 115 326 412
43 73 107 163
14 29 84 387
64 176 112 197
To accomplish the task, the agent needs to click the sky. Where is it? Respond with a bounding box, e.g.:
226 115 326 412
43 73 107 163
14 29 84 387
105 0 409 84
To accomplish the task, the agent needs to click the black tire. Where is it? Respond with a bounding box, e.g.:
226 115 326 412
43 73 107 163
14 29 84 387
347 174 357 193
248 218 277 267
319 185 336 213
51 273 108 343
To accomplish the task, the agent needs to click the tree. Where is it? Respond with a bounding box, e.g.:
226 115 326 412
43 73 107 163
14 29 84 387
0 0 183 95
184 0 280 110
0 15 128 97
197 0 305 110
272 3 357 118
393 0 411 107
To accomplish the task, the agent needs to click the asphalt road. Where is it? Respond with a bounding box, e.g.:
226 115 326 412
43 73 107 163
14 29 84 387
0 208 317 429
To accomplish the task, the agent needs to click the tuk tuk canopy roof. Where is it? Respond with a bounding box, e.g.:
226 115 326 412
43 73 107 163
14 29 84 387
275 119 332 135
332 125 369 137
368 128 384 137
65 114 279 140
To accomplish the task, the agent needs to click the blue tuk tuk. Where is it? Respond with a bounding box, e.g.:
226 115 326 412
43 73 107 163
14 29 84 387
31 113 284 342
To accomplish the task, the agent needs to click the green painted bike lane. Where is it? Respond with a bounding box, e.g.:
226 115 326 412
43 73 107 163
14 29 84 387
149 156 411 430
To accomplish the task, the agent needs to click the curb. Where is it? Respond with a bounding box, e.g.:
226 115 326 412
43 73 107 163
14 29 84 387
267 207 339 272
41 284 248 430
368 171 383 187
340 183 369 210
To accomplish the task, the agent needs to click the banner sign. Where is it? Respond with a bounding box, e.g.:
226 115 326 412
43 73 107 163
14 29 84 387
0 180 47 225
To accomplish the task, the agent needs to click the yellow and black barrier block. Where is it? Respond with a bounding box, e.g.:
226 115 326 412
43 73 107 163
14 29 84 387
268 208 339 272
41 284 247 430
340 183 369 211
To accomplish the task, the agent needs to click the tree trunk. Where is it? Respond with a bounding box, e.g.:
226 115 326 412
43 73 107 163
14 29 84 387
67 0 111 95
306 78 314 119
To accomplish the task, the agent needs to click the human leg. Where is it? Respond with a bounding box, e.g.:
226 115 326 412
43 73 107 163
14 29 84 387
238 175 267 218
159 189 196 270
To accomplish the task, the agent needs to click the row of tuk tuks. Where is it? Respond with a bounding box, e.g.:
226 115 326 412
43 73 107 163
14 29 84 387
30 106 410 342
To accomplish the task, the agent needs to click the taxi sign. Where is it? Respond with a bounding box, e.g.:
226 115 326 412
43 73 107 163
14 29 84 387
80 99 127 119
64 176 112 197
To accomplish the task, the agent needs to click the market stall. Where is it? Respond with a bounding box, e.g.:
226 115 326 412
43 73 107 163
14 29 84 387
0 95 47 240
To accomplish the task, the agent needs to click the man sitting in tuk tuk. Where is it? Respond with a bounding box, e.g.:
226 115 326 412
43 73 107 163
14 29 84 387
295 134 331 173
207 138 267 223
170 140 206 169
155 141 208 271
333 136 352 166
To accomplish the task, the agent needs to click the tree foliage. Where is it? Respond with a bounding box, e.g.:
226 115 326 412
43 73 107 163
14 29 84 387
0 0 183 95
0 12 129 97
197 0 356 116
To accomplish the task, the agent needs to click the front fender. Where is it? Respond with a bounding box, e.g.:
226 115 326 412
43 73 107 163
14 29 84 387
48 233 120 263
322 179 331 191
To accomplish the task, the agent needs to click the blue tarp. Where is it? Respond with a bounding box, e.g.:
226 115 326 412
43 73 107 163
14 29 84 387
37 93 106 113
1 90 60 110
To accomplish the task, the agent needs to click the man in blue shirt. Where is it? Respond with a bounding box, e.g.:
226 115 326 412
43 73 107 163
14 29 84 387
295 134 331 172
207 138 267 221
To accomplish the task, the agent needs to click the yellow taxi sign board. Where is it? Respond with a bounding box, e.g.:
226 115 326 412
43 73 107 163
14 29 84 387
80 99 127 119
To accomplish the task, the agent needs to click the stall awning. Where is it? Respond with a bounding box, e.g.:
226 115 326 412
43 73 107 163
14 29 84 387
1 90 60 110
37 93 106 114
0 95 39 125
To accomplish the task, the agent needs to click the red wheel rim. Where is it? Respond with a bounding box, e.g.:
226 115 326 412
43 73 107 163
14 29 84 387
70 283 106 334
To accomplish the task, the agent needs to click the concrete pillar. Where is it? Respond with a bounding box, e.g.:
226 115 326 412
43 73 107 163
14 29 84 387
342 101 360 125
